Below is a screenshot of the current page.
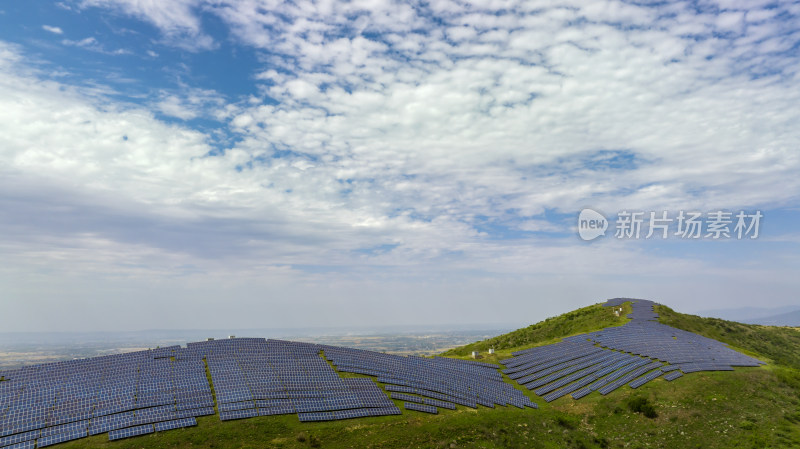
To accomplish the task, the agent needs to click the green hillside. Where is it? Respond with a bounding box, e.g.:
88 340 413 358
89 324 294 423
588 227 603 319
442 302 631 361
55 301 800 449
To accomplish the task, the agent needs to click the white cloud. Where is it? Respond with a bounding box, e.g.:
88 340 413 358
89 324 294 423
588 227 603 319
78 0 215 51
62 36 130 54
62 36 97 47
12 3 800 241
153 86 225 120
42 25 64 34
156 94 199 120
717 11 745 34
2 0 800 329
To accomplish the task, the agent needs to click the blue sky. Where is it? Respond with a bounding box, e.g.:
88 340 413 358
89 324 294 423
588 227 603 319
0 0 799 332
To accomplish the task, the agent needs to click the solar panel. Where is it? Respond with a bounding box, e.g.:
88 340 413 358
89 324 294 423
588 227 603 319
297 411 335 422
663 371 684 381
154 417 197 432
108 424 154 441
421 397 456 410
404 402 438 414
1 441 35 449
390 392 423 403
0 429 39 447
219 408 258 421
629 369 664 389
36 430 86 448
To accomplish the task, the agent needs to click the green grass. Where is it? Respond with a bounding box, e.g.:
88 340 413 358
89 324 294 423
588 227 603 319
441 301 631 361
56 301 800 448
58 406 617 449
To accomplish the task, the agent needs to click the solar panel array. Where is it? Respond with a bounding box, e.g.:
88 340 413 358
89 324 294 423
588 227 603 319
0 335 540 446
179 338 403 423
324 346 537 410
0 346 211 447
502 298 764 402
582 298 763 370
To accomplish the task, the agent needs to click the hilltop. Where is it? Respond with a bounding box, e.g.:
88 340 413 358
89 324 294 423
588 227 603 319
3 299 800 449
441 301 632 361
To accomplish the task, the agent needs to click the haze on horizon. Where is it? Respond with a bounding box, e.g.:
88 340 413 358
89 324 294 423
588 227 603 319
1 0 799 333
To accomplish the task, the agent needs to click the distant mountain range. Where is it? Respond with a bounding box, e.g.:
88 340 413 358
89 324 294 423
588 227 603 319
697 305 800 326
748 310 800 326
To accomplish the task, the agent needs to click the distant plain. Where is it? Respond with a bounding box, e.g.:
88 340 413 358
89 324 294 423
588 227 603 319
0 325 517 370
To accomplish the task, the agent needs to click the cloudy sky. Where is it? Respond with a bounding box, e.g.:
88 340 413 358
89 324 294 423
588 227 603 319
1 0 798 333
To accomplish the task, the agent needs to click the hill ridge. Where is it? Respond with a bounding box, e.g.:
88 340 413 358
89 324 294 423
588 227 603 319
497 298 763 403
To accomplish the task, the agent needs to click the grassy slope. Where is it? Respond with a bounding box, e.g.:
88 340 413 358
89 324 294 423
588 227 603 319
442 302 632 362
57 302 800 449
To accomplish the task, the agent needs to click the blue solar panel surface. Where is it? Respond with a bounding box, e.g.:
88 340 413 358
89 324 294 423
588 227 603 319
404 402 438 414
2 441 35 449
